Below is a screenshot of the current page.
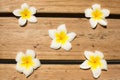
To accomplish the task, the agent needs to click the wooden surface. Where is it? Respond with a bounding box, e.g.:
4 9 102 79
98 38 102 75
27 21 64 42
0 18 120 60
0 0 120 14
0 64 120 80
0 0 120 80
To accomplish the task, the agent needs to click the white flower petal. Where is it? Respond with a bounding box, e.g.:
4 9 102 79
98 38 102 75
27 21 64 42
13 9 21 16
61 42 72 51
33 59 41 69
67 32 76 42
16 52 24 62
18 17 27 26
16 63 24 72
21 3 29 9
50 40 61 49
98 19 107 26
89 18 98 28
57 24 67 33
80 60 90 69
102 9 110 17
23 67 33 77
101 60 107 70
28 16 37 22
26 49 35 58
92 4 101 10
84 51 94 60
95 50 104 59
29 7 37 14
48 29 57 39
91 67 101 78
85 8 93 17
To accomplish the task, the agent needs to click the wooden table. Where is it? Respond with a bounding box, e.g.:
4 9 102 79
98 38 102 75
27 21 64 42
0 0 120 80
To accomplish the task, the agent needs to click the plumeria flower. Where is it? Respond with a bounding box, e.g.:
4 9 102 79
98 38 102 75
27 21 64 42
13 3 37 26
15 49 40 77
49 24 76 51
80 51 107 78
85 4 110 28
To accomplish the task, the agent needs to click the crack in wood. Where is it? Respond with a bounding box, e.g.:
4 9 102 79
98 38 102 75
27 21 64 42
0 59 120 64
0 13 120 19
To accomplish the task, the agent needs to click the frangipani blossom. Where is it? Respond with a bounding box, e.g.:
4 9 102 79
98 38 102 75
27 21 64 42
13 3 37 26
85 4 110 28
80 51 107 78
15 49 40 77
49 24 76 51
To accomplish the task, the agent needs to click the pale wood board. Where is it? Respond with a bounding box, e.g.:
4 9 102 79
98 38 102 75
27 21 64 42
0 0 120 14
0 64 120 80
0 17 120 60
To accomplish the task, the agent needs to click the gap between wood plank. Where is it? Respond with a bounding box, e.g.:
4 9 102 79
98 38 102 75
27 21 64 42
0 13 120 19
0 59 120 64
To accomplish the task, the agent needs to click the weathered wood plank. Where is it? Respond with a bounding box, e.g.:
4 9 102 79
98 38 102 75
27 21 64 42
0 64 119 80
0 0 120 14
0 18 120 60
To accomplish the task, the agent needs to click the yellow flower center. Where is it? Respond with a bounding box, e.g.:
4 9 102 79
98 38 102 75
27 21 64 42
20 8 31 19
88 56 102 70
55 31 69 45
20 55 34 69
92 9 103 20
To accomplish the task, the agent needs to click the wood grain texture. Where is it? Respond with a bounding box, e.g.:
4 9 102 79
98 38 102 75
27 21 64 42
0 17 120 60
0 0 120 14
0 64 119 80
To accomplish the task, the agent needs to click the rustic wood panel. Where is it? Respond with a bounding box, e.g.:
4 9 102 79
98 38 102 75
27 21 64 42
0 64 119 80
0 0 120 14
0 17 120 60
